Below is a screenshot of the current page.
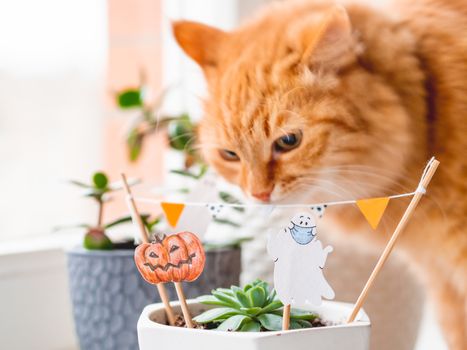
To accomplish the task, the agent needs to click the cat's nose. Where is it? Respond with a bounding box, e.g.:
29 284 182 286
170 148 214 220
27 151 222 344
252 191 272 202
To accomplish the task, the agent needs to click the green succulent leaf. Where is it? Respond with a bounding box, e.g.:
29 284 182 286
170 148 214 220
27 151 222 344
212 291 242 308
289 309 319 320
257 313 283 331
243 284 253 292
291 319 312 329
267 288 277 303
240 307 262 316
195 280 319 333
259 300 283 314
234 290 251 308
217 315 251 332
240 320 262 332
92 172 108 189
193 308 240 323
197 295 232 307
216 288 235 297
289 320 309 329
247 286 266 308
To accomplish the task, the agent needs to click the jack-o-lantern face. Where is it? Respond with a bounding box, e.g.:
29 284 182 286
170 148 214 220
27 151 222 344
134 231 205 284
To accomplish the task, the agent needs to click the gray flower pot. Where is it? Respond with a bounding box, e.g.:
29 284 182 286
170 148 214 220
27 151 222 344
67 245 241 350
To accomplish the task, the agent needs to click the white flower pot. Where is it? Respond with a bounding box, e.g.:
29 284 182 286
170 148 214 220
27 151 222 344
137 300 370 350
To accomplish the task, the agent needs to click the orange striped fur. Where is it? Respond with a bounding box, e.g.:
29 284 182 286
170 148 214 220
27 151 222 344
174 1 467 347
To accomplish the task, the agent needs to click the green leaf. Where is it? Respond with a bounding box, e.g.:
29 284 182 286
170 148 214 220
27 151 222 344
216 288 235 297
142 216 161 232
257 313 283 331
219 191 242 204
291 319 312 329
267 288 277 303
168 119 194 151
69 180 93 189
126 128 143 162
259 300 283 314
104 215 149 229
240 320 261 332
240 307 262 316
170 169 199 179
290 320 306 329
212 290 242 308
193 308 240 323
231 285 241 293
217 315 251 332
218 191 244 212
247 286 266 308
84 231 113 250
117 89 142 108
197 295 232 307
212 218 241 228
289 309 319 320
234 290 251 308
92 172 108 189
243 284 253 292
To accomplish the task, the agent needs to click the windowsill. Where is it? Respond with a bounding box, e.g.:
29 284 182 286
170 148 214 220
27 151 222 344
0 231 82 256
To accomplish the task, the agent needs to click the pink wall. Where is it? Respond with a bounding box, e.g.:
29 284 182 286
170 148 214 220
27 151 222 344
104 0 165 220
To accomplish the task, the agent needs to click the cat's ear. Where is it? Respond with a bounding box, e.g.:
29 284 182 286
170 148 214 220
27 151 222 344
298 6 353 66
172 20 226 69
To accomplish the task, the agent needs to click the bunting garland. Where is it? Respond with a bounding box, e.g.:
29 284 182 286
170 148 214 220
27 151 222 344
206 203 224 219
310 204 327 219
160 202 185 228
132 158 435 232
356 197 390 229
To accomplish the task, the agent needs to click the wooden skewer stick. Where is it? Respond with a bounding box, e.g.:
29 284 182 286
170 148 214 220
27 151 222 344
121 173 176 326
174 281 194 328
282 304 291 330
347 159 439 323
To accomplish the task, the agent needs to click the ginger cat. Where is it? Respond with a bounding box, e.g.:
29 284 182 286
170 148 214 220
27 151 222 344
173 0 467 348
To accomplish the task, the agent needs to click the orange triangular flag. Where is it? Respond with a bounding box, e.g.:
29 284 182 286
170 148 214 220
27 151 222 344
160 202 185 228
356 197 390 229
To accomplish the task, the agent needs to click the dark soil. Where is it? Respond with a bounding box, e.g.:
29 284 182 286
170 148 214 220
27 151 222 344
172 314 211 329
169 314 329 330
112 240 138 250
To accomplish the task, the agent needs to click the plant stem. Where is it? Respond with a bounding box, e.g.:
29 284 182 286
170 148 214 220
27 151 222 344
97 199 104 228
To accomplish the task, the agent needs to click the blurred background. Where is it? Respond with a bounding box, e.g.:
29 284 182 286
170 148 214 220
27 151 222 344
0 0 448 349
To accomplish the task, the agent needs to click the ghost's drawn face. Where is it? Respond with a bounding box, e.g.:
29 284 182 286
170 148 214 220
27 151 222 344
289 213 317 245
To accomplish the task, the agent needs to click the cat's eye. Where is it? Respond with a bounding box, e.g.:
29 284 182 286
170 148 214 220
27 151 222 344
274 131 302 153
219 149 240 161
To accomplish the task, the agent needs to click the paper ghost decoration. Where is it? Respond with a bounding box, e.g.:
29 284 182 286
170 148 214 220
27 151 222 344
267 212 335 307
288 214 316 245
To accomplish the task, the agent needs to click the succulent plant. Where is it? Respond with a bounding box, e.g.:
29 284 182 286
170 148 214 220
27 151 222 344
193 280 318 332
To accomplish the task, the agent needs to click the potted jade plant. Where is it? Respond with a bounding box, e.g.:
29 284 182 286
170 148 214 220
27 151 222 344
64 171 245 350
64 171 159 350
137 280 371 350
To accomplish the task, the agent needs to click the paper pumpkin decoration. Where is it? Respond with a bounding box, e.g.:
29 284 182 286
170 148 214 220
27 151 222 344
134 231 205 284
267 212 335 307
